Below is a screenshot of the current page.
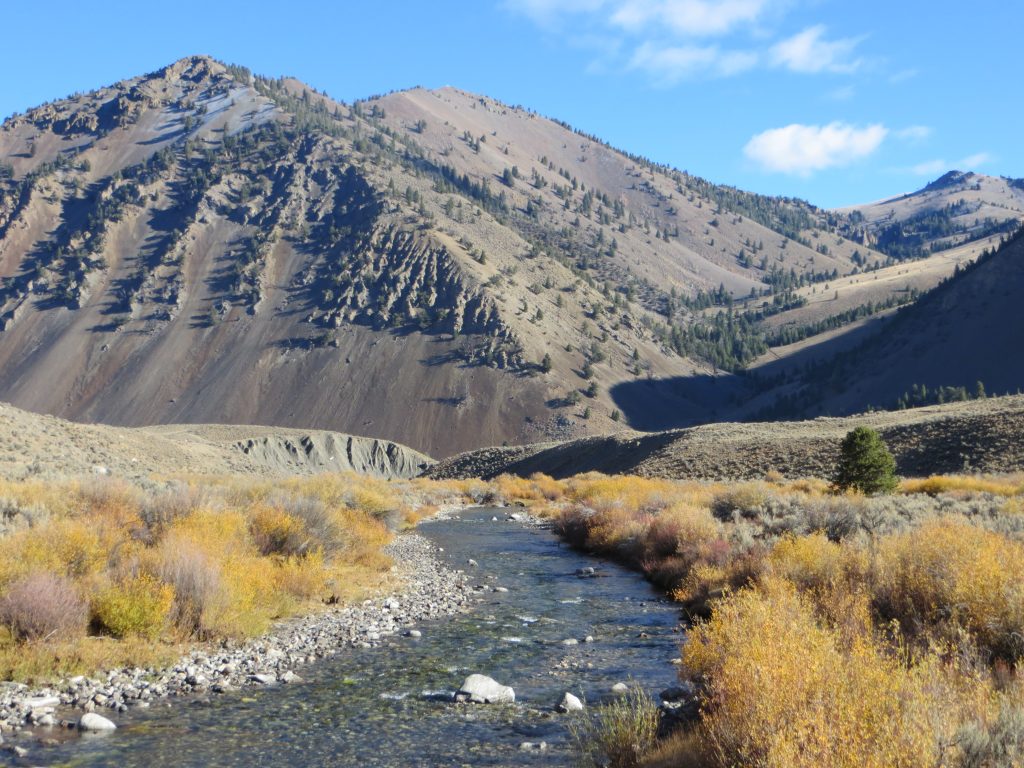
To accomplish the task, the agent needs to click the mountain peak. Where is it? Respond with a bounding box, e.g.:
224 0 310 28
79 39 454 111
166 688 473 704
923 170 976 193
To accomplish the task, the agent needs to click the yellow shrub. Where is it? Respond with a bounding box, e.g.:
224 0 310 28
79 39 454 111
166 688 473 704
92 575 175 640
0 518 108 586
275 551 327 600
249 506 308 556
568 474 680 515
901 475 1023 497
528 473 565 501
683 578 991 768
768 533 867 593
873 519 1024 659
645 503 720 561
493 474 544 502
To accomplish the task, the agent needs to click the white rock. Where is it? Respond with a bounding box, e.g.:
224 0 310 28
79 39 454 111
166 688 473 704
78 713 117 731
23 696 60 710
611 682 630 695
405 629 422 638
455 674 515 704
249 674 276 685
561 638 579 646
557 692 585 712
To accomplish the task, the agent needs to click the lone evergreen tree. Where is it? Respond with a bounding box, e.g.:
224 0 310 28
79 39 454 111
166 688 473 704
832 426 898 495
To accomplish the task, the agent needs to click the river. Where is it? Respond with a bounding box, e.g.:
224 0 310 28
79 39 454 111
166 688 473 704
6 509 684 767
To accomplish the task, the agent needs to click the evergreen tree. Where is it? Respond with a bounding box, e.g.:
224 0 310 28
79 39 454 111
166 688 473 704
832 427 898 495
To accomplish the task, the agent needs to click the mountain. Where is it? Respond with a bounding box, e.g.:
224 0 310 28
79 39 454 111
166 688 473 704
0 56 1019 453
778 227 1024 416
837 170 1024 261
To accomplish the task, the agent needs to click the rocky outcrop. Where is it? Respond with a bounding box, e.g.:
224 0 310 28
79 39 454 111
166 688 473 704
234 433 432 479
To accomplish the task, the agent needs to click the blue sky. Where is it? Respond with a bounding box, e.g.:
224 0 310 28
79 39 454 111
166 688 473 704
1 1 1018 207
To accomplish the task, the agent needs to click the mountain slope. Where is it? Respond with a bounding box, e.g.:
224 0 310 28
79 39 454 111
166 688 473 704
772 228 1024 416
0 56 1018 453
0 56 895 454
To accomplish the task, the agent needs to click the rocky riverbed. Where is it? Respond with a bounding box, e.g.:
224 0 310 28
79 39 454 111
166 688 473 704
0 532 475 740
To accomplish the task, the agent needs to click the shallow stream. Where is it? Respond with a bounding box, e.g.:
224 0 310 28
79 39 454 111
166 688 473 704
9 509 684 767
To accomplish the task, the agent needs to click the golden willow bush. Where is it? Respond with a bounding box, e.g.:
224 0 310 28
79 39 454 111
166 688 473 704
504 471 1024 767
0 474 408 681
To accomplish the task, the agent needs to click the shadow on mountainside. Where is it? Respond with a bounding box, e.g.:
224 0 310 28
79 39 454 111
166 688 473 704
609 372 757 431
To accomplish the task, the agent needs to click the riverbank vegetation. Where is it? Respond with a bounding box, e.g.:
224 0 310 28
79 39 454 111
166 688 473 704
1 461 1021 767
483 470 1024 767
0 474 423 681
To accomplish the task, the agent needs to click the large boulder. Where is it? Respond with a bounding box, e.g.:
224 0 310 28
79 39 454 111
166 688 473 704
556 692 584 712
78 713 117 731
455 674 515 704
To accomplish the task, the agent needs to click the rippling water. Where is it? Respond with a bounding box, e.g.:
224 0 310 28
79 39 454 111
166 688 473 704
9 509 683 767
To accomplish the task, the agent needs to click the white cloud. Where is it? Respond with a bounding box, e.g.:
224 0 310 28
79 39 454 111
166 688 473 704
611 0 770 37
769 25 863 73
629 41 757 82
506 0 879 86
896 125 932 142
910 159 946 176
744 122 888 175
889 68 918 83
959 152 992 168
506 0 608 25
908 151 993 176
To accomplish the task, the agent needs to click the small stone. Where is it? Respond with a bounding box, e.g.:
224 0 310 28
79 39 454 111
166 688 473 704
6 745 28 758
405 629 422 638
467 559 478 567
561 638 579 646
611 682 629 695
492 586 508 593
584 635 595 643
279 671 303 684
249 674 276 685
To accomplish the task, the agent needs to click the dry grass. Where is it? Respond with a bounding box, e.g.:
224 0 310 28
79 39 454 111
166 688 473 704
569 686 661 768
0 473 410 682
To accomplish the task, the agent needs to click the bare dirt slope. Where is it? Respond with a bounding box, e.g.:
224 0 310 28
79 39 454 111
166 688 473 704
0 402 431 481
427 395 1024 481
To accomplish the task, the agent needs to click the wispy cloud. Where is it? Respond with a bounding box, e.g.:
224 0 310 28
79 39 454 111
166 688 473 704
888 68 918 84
610 0 771 37
505 0 872 84
907 151 993 176
508 0 608 25
629 41 757 82
744 122 888 175
910 159 946 176
769 25 864 73
896 125 932 142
